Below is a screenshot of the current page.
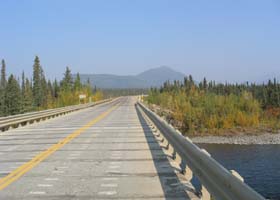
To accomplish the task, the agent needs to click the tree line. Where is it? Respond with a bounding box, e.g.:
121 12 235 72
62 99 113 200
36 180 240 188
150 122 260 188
0 56 103 116
146 75 280 135
102 88 148 98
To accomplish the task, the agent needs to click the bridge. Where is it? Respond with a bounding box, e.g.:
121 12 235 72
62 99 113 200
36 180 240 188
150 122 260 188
0 97 265 200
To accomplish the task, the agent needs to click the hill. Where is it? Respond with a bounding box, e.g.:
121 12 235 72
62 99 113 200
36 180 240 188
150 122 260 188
76 66 185 89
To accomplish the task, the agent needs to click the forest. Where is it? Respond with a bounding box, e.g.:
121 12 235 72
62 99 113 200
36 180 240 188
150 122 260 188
0 57 104 117
146 75 280 135
102 88 148 98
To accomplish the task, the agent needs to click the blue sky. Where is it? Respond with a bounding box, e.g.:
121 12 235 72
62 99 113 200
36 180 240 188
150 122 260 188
0 0 279 82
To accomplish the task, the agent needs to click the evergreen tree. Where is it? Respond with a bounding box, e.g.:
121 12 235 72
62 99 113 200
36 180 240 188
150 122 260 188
189 75 194 86
0 58 104 116
0 87 4 116
47 80 54 97
203 77 208 91
21 72 26 112
46 80 54 108
74 73 82 91
41 74 48 108
4 75 21 115
1 59 7 88
0 60 7 116
32 56 43 107
23 78 33 112
59 67 74 106
61 66 73 92
21 72 25 95
53 79 59 98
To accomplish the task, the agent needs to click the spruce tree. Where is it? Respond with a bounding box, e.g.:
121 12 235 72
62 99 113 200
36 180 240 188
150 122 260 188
203 77 208 91
59 67 74 106
47 80 54 97
46 80 54 108
32 56 42 107
1 59 7 88
23 78 33 112
21 72 26 112
4 75 21 115
61 66 73 92
21 72 25 95
0 87 4 116
53 79 59 98
41 75 48 108
74 73 82 91
0 59 7 116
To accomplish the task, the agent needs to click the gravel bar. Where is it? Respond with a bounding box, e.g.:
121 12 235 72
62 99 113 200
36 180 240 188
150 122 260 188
191 133 280 145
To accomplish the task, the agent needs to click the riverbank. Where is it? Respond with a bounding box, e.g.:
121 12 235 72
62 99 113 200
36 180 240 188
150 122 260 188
191 133 280 144
146 103 280 144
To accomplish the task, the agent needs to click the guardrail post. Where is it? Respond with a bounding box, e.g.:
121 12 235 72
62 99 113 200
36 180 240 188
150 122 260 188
185 164 193 181
230 170 244 182
151 125 157 133
166 142 170 150
172 148 177 160
201 185 211 200
179 159 187 174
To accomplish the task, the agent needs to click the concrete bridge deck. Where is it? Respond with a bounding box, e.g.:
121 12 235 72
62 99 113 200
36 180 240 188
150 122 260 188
0 97 198 200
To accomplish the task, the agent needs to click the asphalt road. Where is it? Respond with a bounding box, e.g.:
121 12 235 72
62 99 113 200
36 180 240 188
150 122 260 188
0 96 198 200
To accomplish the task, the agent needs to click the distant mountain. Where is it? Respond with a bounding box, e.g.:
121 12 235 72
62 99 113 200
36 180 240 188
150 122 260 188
137 66 186 87
76 66 185 89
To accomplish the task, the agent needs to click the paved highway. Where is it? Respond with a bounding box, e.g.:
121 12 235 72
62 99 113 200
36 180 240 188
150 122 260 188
0 97 198 199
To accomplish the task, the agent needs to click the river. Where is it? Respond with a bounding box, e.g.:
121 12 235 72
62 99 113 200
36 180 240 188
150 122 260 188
196 144 280 200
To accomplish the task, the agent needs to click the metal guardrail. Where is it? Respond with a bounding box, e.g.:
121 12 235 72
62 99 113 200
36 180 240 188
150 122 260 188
0 99 113 131
137 101 265 200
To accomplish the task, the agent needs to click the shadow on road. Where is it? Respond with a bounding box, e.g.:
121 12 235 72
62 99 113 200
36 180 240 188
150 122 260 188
135 105 195 200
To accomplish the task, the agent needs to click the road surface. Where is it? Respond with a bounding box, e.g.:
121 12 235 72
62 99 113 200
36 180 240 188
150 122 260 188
0 97 198 200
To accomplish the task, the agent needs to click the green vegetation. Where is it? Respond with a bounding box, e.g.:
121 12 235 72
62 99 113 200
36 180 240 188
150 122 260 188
0 56 104 117
146 76 280 135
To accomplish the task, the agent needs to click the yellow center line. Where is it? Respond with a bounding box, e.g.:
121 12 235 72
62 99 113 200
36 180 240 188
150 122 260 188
0 104 119 190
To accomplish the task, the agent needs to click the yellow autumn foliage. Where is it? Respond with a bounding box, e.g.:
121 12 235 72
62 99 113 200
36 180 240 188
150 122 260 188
147 88 262 135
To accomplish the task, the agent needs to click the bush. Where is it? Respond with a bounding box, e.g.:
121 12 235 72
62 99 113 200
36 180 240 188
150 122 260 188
147 87 263 134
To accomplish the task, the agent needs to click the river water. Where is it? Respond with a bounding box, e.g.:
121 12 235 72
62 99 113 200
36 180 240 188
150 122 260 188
196 144 280 200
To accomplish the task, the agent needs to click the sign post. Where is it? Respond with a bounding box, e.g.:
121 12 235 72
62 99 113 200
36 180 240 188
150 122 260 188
79 94 86 104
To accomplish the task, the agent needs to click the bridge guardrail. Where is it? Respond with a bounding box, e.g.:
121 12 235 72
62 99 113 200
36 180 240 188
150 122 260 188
137 101 265 200
0 98 113 131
